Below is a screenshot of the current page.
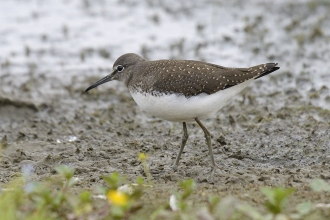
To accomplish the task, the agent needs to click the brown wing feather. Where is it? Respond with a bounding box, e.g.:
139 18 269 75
146 60 279 97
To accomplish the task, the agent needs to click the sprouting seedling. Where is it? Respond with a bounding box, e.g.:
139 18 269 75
261 187 295 215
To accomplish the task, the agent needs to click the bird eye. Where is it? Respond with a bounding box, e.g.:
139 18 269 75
117 65 124 72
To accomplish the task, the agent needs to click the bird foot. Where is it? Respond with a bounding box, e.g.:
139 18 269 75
172 164 178 172
204 166 215 175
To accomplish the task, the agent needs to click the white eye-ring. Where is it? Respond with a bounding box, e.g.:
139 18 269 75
117 65 124 72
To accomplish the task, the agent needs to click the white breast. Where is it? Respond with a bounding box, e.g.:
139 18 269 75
130 79 254 122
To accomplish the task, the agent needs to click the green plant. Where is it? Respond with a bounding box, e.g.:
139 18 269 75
261 187 295 214
150 179 196 220
310 179 330 192
1 162 330 219
102 172 145 219
0 165 97 219
138 152 152 185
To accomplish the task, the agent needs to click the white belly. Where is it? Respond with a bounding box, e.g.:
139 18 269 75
130 79 254 122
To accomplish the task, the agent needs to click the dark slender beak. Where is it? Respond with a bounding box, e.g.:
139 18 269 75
85 73 114 92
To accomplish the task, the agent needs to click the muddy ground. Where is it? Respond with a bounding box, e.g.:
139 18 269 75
1 0 330 215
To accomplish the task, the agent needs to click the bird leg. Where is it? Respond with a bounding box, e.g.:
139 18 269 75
173 122 189 171
195 118 215 172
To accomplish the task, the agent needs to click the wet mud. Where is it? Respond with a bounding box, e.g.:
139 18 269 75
1 73 330 209
1 0 330 212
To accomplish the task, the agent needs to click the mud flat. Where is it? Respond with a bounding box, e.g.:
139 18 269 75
1 0 330 215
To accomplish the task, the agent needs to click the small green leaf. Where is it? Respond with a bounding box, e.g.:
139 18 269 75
237 203 263 220
80 191 91 203
295 202 313 216
110 205 125 218
208 196 220 213
102 172 121 189
310 179 330 192
179 179 195 200
261 187 295 214
67 177 79 187
136 176 144 185
55 165 74 180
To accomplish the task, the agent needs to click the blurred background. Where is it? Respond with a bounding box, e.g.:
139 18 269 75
1 0 329 109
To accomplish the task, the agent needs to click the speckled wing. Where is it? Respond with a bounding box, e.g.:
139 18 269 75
151 60 279 97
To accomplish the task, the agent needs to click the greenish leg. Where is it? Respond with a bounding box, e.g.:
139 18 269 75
173 122 189 171
195 118 215 172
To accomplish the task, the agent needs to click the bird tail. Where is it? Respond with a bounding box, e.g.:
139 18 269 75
255 63 280 79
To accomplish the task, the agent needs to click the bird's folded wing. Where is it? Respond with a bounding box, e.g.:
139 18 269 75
151 60 279 97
